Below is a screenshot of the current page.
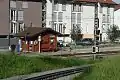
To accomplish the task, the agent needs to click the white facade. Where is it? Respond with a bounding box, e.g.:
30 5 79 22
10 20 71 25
46 0 72 42
46 0 115 42
98 4 114 41
114 9 120 28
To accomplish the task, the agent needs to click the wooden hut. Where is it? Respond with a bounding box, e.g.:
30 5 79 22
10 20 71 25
15 27 61 52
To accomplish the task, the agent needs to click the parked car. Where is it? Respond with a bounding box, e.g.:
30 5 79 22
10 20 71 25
80 38 94 46
57 40 70 47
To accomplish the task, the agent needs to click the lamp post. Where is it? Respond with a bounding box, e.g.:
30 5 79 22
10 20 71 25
38 36 41 53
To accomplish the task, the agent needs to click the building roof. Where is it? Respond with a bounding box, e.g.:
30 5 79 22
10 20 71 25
74 0 117 5
98 0 117 5
115 4 120 11
17 0 42 2
74 0 97 3
15 27 61 37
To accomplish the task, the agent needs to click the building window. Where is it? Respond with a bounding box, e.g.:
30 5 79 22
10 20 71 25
107 7 110 14
72 4 81 12
18 23 25 32
10 1 16 8
102 14 106 23
18 10 24 21
53 3 58 11
100 6 103 13
72 13 76 23
53 12 57 22
58 12 63 22
72 4 76 12
10 9 17 21
22 1 28 8
77 13 81 23
62 4 66 11
59 24 63 33
107 15 110 23
11 22 17 34
53 23 57 31
42 11 46 22
78 5 82 12
102 24 106 33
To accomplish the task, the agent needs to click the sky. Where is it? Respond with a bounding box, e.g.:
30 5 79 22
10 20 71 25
114 0 120 3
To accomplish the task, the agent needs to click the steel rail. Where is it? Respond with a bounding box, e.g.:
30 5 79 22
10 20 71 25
52 50 120 57
25 65 90 80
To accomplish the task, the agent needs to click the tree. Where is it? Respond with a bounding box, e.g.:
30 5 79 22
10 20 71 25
106 25 119 42
70 25 82 42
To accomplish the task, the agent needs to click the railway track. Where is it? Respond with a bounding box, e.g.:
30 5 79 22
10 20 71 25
52 50 120 57
25 65 91 80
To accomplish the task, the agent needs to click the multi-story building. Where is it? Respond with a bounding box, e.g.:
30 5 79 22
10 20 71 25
0 0 42 37
45 0 116 42
0 0 42 47
114 4 120 28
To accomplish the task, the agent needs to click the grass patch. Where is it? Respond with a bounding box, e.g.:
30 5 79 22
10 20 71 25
0 53 89 79
74 55 120 80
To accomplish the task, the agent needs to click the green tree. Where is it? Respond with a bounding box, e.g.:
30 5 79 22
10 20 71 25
70 25 82 42
107 25 119 42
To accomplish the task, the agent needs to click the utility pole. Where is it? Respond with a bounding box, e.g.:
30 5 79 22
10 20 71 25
93 3 100 59
8 0 10 50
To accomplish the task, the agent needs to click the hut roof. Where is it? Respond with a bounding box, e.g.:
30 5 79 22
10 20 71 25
15 27 61 37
